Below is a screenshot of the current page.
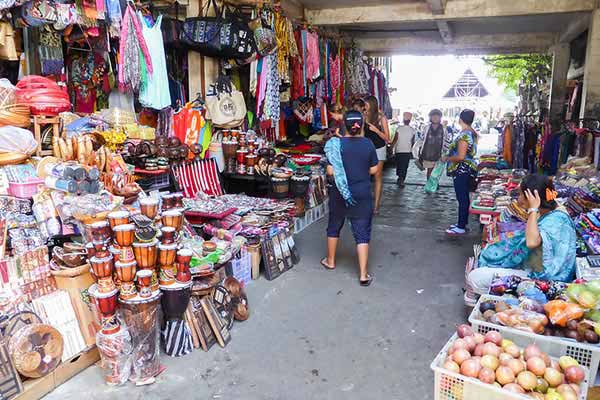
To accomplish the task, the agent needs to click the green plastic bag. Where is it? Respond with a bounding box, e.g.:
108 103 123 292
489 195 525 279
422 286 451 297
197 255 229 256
424 162 446 193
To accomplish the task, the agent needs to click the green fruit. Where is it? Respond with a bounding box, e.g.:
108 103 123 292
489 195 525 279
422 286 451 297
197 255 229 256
536 378 549 394
565 284 585 301
544 389 563 400
559 356 579 370
578 290 598 308
595 324 600 337
585 310 600 322
586 279 600 296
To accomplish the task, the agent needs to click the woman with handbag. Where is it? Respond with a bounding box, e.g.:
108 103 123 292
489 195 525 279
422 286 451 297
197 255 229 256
445 109 478 236
321 111 379 287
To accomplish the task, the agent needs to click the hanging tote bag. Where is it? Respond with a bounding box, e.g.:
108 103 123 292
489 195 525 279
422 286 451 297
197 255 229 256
180 0 254 58
206 75 247 129
248 10 277 56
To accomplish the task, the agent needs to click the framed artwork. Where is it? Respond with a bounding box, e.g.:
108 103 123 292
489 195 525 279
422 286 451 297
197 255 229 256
191 297 216 351
200 297 230 348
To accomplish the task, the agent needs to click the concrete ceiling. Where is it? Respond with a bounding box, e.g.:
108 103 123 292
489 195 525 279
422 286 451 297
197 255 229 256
299 0 595 54
299 0 420 11
340 12 588 37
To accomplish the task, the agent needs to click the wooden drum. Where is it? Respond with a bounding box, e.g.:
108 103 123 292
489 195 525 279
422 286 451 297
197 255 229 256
158 243 177 266
107 210 130 229
113 224 135 247
161 210 183 231
133 239 158 269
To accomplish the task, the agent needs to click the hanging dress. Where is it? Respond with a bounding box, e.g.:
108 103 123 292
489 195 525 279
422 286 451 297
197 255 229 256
138 14 171 110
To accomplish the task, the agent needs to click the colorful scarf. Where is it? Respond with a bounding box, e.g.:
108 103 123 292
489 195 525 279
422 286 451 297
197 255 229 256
118 4 152 93
324 137 355 206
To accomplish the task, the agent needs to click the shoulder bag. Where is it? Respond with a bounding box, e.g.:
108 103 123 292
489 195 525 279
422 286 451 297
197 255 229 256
180 0 254 59
206 74 247 129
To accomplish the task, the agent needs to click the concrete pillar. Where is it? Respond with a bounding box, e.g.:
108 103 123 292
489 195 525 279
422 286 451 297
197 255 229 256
581 9 600 119
548 44 570 122
187 0 219 99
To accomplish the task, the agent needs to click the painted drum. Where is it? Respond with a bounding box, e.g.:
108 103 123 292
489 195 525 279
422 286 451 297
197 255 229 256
89 255 114 279
159 265 176 286
161 210 183 231
160 281 192 320
113 224 135 247
115 259 137 283
133 239 159 269
160 226 177 244
158 243 177 266
108 210 130 229
136 269 153 298
88 284 120 334
139 197 159 220
90 220 111 241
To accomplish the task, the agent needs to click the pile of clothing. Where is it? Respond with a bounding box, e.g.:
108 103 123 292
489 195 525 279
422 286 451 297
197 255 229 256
575 209 600 254
478 154 511 170
565 183 600 217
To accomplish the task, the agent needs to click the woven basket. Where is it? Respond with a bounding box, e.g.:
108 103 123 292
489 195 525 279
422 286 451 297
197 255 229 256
0 104 30 128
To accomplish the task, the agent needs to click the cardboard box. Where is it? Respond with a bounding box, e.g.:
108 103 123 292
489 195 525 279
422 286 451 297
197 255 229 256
52 268 100 347
14 347 99 400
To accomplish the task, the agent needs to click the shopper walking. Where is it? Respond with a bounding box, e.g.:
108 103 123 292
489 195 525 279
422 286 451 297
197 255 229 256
392 112 416 187
321 111 379 286
364 96 390 214
418 109 448 179
445 109 478 236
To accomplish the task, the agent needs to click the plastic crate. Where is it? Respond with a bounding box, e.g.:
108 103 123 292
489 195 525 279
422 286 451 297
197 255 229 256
468 294 600 386
432 333 590 400
8 179 43 198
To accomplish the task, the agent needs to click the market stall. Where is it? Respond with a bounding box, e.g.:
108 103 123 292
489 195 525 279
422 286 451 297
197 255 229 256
439 118 600 398
0 0 395 395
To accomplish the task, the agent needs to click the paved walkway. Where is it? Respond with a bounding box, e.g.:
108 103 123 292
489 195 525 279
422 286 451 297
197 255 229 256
46 173 477 400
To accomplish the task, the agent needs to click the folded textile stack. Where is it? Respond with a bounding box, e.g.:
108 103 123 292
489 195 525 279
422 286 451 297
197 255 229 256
495 195 512 209
575 209 600 254
565 183 600 216
478 154 511 170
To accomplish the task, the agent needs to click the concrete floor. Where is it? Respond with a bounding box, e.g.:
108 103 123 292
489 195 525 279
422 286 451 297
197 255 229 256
46 165 477 400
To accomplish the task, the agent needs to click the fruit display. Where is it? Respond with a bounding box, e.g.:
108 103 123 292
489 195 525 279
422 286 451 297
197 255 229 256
442 324 587 399
477 299 600 345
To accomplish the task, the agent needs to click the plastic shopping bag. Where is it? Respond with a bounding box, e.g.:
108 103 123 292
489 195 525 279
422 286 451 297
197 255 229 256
424 162 446 193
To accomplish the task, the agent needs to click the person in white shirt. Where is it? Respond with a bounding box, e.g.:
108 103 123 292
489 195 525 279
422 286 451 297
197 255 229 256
392 112 416 187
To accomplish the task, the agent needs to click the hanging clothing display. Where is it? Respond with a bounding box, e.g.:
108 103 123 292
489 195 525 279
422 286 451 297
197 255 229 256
38 29 64 76
503 124 513 166
262 52 281 122
118 4 152 94
138 14 171 110
274 12 297 82
345 48 369 96
304 30 320 82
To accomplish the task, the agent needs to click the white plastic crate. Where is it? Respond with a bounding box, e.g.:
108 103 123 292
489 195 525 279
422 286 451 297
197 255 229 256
468 294 600 386
432 333 590 400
